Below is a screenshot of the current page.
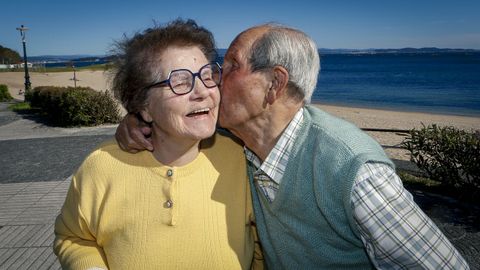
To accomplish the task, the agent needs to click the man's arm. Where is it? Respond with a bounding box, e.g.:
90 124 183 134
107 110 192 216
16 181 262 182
351 163 469 269
115 113 153 153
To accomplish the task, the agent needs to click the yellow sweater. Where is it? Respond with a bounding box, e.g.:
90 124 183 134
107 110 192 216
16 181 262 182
54 133 260 269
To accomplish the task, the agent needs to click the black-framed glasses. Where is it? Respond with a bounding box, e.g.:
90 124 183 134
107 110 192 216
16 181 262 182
144 62 222 95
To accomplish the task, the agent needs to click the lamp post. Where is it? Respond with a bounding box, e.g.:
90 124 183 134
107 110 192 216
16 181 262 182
71 62 77 88
16 25 31 92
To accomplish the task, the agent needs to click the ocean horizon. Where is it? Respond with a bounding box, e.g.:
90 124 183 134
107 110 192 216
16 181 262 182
313 53 480 117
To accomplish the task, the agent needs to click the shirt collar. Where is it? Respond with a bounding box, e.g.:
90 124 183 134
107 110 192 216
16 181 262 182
245 107 304 184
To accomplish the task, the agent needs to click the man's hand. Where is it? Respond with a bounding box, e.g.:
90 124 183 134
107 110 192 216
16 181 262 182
115 113 153 153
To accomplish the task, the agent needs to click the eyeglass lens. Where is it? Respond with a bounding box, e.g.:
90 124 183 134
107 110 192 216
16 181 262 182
169 64 221 94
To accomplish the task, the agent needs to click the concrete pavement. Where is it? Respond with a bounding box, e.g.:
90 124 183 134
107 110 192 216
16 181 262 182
0 102 116 269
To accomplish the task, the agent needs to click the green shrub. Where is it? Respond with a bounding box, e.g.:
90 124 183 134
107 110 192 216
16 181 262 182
29 86 121 126
28 86 65 115
0 84 13 102
402 124 480 193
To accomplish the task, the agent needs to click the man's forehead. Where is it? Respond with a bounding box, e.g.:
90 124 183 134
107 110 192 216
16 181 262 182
239 27 269 45
228 27 267 56
225 39 247 59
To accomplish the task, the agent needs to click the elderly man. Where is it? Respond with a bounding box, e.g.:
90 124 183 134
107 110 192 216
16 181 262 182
116 24 468 269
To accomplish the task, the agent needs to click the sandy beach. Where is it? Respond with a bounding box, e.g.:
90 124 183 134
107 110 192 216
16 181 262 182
1 70 478 163
0 71 110 100
315 104 479 162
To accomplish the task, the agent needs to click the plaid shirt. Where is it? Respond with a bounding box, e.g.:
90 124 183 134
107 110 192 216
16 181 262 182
245 108 304 200
245 108 469 269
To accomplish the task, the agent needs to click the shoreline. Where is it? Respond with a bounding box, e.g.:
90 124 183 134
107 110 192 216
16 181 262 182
2 70 478 126
312 100 480 118
313 102 479 164
1 70 478 164
1 71 478 131
312 101 479 131
2 70 479 118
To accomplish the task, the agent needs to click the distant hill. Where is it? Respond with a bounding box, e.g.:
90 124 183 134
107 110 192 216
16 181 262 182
28 55 107 62
318 47 480 54
217 47 479 56
0 45 22 64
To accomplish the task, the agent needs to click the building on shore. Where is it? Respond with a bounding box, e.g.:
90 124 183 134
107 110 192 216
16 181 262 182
0 62 33 69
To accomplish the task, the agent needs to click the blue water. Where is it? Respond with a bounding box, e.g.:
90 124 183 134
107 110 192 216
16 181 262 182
315 53 480 116
50 54 480 116
45 60 108 68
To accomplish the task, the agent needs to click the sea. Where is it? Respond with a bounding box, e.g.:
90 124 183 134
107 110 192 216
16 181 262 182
314 53 480 116
45 53 480 117
44 59 109 68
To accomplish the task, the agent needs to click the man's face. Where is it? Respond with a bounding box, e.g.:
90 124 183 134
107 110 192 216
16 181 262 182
219 29 271 131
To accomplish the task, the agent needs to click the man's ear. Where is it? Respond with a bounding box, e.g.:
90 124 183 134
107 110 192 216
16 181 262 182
266 66 289 105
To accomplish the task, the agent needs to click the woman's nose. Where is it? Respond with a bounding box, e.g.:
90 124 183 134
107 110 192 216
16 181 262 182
190 77 210 99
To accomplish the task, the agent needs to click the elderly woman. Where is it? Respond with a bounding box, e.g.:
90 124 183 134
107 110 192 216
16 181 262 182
54 19 261 269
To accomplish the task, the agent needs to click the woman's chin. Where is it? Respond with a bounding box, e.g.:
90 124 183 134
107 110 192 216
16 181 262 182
183 118 217 140
180 126 216 141
195 129 216 140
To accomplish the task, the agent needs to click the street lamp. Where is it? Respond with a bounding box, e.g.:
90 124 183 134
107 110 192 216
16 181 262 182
73 64 77 88
16 25 31 92
70 62 77 88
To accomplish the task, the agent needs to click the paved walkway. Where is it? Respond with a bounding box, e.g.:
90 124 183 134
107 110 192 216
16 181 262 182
0 179 69 269
0 102 478 269
0 102 116 269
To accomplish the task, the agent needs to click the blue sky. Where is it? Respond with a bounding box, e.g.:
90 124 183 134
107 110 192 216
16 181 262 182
1 0 479 56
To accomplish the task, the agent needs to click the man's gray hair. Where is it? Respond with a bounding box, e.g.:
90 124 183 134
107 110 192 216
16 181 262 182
249 24 320 103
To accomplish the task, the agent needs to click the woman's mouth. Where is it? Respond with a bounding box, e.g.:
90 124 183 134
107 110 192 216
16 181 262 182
186 108 211 117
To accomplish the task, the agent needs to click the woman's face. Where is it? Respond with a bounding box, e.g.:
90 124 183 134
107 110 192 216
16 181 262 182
141 46 220 143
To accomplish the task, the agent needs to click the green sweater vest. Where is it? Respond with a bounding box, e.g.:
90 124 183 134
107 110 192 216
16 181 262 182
248 105 394 269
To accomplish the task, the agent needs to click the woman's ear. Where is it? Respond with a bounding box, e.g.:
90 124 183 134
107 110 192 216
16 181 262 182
139 109 153 124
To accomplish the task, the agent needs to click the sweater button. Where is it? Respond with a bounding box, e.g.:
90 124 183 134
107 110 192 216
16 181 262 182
164 199 173 208
166 169 173 177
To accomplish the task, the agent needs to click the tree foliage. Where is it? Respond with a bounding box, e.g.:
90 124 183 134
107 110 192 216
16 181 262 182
0 45 22 64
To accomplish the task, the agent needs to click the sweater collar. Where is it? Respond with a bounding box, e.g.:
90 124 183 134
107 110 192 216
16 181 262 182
141 150 207 178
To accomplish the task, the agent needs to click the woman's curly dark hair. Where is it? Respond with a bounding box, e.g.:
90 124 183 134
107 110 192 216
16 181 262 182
111 18 217 113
